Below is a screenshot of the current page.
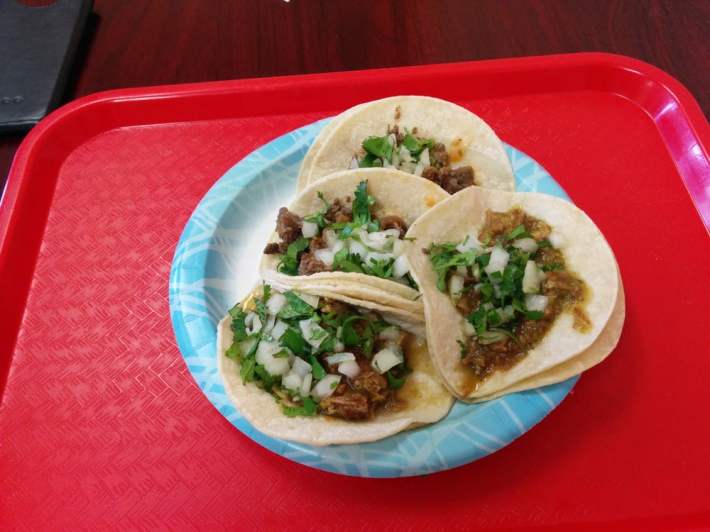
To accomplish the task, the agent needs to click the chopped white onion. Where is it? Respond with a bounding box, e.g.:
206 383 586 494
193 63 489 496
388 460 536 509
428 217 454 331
548 231 565 248
325 352 355 365
463 321 476 337
323 229 338 248
413 160 424 176
266 292 287 315
282 372 302 392
393 238 407 257
372 347 404 374
393 255 410 278
301 221 319 239
238 337 257 357
391 150 400 168
456 233 481 253
525 294 549 312
378 326 401 342
246 313 262 335
300 373 312 396
270 319 288 340
291 356 312 377
348 239 367 258
263 314 276 333
420 147 430 167
366 251 394 265
255 342 290 376
338 360 361 379
448 274 465 299
333 340 344 352
298 293 320 308
485 246 510 275
398 144 413 163
522 260 545 294
512 237 538 254
314 248 334 267
311 374 341 400
299 319 328 348
359 228 400 251
349 156 359 169
331 239 345 255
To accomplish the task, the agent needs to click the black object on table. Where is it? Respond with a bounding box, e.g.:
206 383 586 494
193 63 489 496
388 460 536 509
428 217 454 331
0 0 92 133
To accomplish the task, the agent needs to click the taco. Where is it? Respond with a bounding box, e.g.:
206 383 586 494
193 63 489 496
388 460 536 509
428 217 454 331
260 168 449 316
404 186 623 400
300 96 515 194
217 284 453 445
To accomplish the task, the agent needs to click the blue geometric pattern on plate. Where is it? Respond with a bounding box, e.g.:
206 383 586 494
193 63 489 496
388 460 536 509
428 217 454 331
169 118 577 478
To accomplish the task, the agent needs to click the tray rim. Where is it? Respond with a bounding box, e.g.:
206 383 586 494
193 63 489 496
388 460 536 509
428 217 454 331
1 52 708 395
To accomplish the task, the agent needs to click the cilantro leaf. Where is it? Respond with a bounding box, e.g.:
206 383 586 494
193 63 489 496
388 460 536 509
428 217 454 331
282 396 318 417
386 371 407 389
303 192 330 229
308 355 326 379
239 356 256 383
254 364 275 391
332 248 365 273
280 327 309 355
358 152 383 168
506 224 531 241
362 136 393 162
277 237 310 275
352 181 375 225
278 291 315 320
228 305 249 341
402 133 434 157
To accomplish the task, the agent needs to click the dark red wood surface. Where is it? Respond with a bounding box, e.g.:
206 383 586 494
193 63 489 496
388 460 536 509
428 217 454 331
0 0 708 188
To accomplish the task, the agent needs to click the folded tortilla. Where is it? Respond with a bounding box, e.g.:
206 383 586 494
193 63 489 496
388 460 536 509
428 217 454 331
404 186 622 400
260 168 449 316
217 289 453 446
301 95 515 192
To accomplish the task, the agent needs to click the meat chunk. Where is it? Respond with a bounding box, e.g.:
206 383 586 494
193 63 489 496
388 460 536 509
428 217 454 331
379 215 408 237
319 390 370 420
430 142 449 167
352 363 391 405
263 242 282 254
326 198 352 223
455 289 479 316
478 208 525 243
543 271 584 301
298 252 330 275
276 207 302 245
309 234 328 250
438 166 475 194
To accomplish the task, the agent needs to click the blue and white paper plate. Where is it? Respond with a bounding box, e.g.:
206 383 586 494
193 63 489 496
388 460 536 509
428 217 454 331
169 118 577 478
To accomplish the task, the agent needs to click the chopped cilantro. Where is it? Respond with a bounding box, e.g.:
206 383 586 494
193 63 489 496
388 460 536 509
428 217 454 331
239 356 256 383
541 263 563 272
402 133 434 157
228 305 249 341
254 364 275 391
308 355 326 379
280 327 308 355
386 371 407 389
506 224 530 241
278 291 315 320
277 237 310 275
362 136 393 162
352 180 375 226
282 396 318 417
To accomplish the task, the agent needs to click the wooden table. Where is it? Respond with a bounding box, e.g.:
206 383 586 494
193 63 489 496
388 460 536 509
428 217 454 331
1 0 708 188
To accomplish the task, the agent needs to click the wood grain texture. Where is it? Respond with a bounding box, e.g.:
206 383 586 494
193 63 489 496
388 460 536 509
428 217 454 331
1 0 708 187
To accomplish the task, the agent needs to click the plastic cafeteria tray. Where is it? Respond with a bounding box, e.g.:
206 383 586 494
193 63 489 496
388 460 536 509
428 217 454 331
1 54 709 530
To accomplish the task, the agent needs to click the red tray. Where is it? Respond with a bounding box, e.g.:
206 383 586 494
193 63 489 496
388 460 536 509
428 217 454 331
1 53 709 530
